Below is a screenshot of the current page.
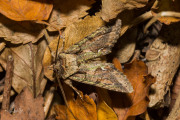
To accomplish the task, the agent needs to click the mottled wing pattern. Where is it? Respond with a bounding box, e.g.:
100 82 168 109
70 62 133 93
65 19 122 63
60 19 133 93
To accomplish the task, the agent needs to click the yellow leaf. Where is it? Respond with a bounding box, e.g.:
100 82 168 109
97 100 118 120
64 15 104 50
55 84 97 120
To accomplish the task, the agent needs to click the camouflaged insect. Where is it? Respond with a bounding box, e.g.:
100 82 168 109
55 19 133 93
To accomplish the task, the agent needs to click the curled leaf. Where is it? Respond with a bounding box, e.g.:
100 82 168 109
111 59 155 120
55 84 97 120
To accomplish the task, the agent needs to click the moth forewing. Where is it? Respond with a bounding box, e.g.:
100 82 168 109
57 19 133 93
72 62 133 93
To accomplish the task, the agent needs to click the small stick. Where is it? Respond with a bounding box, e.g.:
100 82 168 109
44 86 55 117
144 11 180 33
2 55 13 110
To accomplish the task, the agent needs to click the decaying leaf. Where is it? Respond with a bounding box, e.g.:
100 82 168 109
96 88 118 120
43 15 104 80
101 0 148 22
63 15 104 50
47 0 95 31
0 14 44 44
111 59 155 120
0 87 45 120
151 0 180 24
146 23 180 107
0 0 53 21
0 39 47 94
97 100 118 120
113 28 137 63
55 84 97 120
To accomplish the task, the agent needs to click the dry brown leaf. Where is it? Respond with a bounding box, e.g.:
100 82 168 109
63 15 104 50
101 0 148 22
55 84 97 120
43 15 104 80
0 0 53 21
0 39 47 94
151 0 180 24
0 14 44 44
114 28 137 63
0 87 45 120
47 0 95 31
111 59 155 120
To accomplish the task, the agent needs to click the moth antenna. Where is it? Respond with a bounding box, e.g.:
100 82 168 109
34 20 78 119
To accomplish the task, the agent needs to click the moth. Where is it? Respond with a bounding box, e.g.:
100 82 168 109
54 19 133 93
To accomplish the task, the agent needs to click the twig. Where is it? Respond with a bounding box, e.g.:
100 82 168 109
39 78 47 95
2 55 13 110
55 73 78 120
44 86 55 117
120 11 153 36
144 11 180 33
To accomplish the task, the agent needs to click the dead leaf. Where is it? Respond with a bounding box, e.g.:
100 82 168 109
43 15 104 80
101 0 148 22
114 28 137 63
113 58 123 72
47 0 95 31
0 0 53 21
151 0 180 24
0 39 47 94
96 88 118 120
55 84 97 120
1 87 45 120
111 59 155 120
97 100 118 120
0 14 44 44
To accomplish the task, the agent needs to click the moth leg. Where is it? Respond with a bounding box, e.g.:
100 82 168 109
64 79 83 100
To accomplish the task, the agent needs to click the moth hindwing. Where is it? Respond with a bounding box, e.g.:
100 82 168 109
58 19 133 93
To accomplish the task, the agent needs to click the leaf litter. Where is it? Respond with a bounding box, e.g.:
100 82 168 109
0 0 180 120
